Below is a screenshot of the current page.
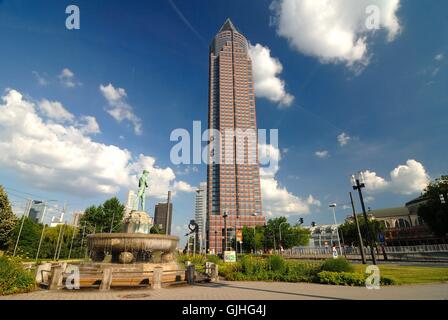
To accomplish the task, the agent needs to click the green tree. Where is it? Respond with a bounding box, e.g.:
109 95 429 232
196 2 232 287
339 215 384 246
242 226 264 253
6 218 41 258
264 217 310 250
80 197 125 234
418 175 448 238
0 186 18 250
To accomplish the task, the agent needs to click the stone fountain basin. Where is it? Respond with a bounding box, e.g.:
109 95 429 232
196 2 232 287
87 233 179 253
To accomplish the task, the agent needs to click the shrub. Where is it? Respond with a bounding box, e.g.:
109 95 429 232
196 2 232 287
317 271 398 286
321 257 354 273
317 271 365 286
0 256 35 295
206 255 222 265
268 255 285 272
380 276 398 286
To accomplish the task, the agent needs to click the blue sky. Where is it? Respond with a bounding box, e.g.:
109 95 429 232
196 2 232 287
0 0 447 244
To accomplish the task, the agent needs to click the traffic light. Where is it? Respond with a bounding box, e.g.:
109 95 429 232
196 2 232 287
299 218 304 225
311 221 316 227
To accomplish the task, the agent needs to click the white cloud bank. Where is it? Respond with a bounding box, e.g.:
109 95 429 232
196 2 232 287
248 43 294 107
0 89 193 199
100 83 143 135
259 143 320 216
362 160 430 195
270 0 402 68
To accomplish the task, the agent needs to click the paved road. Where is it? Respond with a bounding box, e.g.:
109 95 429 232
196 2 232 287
1 281 447 300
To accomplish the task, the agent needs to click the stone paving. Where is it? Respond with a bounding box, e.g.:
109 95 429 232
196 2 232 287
1 281 447 300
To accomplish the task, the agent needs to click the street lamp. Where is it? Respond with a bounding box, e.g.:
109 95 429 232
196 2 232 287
252 213 257 254
223 211 228 252
278 221 288 252
329 203 343 256
35 200 58 262
351 172 377 265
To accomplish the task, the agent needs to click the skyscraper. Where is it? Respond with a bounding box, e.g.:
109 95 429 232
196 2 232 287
154 203 173 235
28 200 47 224
124 190 136 215
207 19 266 254
195 182 207 253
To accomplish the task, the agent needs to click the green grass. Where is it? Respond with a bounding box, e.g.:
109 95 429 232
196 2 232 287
353 264 448 285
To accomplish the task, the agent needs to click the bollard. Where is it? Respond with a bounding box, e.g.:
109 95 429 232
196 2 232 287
210 263 219 282
49 267 64 290
100 267 113 291
185 264 195 285
152 267 163 290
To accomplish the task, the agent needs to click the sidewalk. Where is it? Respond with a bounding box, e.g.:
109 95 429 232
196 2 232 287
1 281 447 300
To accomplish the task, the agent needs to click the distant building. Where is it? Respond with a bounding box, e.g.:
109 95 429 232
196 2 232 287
194 182 207 253
72 212 84 227
305 224 343 248
367 196 442 245
125 190 136 215
154 200 173 235
28 200 46 223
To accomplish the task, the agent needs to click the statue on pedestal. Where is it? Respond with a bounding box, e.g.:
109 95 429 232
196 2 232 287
134 170 149 212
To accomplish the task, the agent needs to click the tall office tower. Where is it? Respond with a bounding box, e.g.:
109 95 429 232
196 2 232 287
194 182 207 253
125 190 136 215
207 19 265 254
28 200 47 223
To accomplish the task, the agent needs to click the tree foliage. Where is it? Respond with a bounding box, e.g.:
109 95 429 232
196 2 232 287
418 175 448 237
339 215 384 246
80 197 125 233
0 186 18 250
240 217 310 252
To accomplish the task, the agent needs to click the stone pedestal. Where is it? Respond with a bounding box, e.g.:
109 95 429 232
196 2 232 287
100 268 113 291
151 267 163 290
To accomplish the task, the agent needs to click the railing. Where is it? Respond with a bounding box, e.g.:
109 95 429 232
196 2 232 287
282 244 448 261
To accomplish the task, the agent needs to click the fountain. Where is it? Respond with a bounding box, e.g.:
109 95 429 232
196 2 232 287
84 171 180 279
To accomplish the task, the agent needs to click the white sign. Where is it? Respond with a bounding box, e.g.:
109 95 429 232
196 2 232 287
224 250 236 263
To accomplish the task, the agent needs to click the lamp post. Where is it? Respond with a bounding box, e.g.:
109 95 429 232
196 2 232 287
223 211 228 252
252 213 257 254
329 204 343 256
279 221 288 253
214 230 217 255
35 200 58 262
351 173 377 265
349 192 366 264
13 200 31 257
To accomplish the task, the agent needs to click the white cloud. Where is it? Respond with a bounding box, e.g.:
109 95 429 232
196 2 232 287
271 0 402 69
58 68 81 88
173 181 195 193
100 83 142 135
248 43 294 107
337 132 351 146
315 150 329 158
259 143 320 216
435 53 444 61
362 160 430 195
78 116 100 135
0 89 192 199
307 195 321 207
32 71 49 86
38 99 74 122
